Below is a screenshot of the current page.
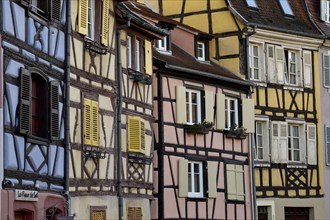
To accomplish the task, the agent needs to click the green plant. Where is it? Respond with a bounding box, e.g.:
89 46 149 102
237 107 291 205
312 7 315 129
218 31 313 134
186 121 213 134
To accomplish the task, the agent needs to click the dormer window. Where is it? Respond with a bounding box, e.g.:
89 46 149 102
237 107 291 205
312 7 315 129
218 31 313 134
157 36 168 51
278 0 294 16
321 0 330 22
246 0 258 8
197 41 206 61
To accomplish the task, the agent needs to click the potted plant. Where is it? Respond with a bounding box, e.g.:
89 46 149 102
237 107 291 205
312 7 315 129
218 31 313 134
224 123 247 139
186 121 213 134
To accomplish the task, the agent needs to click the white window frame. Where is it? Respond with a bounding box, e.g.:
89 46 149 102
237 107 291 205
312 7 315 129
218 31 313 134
327 1 330 22
286 119 306 163
250 43 261 81
87 0 95 40
225 97 239 130
197 41 206 61
186 89 201 125
127 36 132 69
288 124 301 162
326 125 330 165
286 50 298 85
135 39 141 72
255 118 269 161
157 36 168 51
188 161 204 198
323 54 330 87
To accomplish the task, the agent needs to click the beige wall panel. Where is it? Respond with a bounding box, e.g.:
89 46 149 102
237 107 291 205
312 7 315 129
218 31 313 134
139 0 160 12
295 92 303 110
266 191 274 196
257 88 266 107
70 86 81 102
95 55 101 75
120 44 127 68
138 83 144 102
70 149 82 178
145 134 152 156
99 155 108 179
71 1 78 32
121 128 127 152
147 85 152 105
73 39 83 70
80 76 89 84
262 169 269 186
288 190 296 197
101 53 110 78
122 157 127 179
101 115 113 148
310 169 318 188
306 93 314 112
91 81 101 88
109 154 114 179
109 54 116 81
219 58 240 75
162 0 183 16
210 0 227 8
84 159 96 179
212 12 237 33
70 72 77 80
184 1 207 13
271 169 283 187
219 36 239 56
84 52 94 74
70 107 81 144
99 95 111 110
183 14 209 33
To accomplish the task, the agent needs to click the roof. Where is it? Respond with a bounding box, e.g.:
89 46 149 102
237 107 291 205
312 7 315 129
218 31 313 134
305 0 330 37
228 0 322 38
153 44 253 87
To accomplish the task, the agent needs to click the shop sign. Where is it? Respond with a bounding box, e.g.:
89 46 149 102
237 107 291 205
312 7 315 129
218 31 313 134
15 189 38 201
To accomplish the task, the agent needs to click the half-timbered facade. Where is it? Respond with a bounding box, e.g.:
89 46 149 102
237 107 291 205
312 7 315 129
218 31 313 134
143 0 326 219
1 0 68 219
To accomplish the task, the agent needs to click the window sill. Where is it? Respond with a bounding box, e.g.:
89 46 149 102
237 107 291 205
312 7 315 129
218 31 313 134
83 146 107 159
287 163 307 168
253 82 267 87
185 123 212 134
283 85 304 91
27 135 49 145
223 130 247 139
156 49 172 55
128 69 152 85
128 152 151 164
84 37 108 54
187 196 207 201
254 161 271 167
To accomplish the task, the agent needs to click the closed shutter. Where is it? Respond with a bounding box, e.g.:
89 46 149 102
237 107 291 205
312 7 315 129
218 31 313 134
242 98 254 133
140 120 145 151
51 0 61 21
207 161 217 198
216 93 225 130
128 116 144 153
276 46 285 84
326 126 330 165
226 164 237 200
91 210 106 220
78 0 88 35
205 90 214 123
91 100 99 146
100 0 109 46
144 40 153 75
307 124 317 165
303 51 312 88
279 122 288 163
127 207 142 220
176 86 186 124
178 159 188 197
321 0 327 21
84 98 92 145
20 68 31 134
235 165 244 201
324 54 330 87
50 80 59 140
267 45 276 83
271 122 280 163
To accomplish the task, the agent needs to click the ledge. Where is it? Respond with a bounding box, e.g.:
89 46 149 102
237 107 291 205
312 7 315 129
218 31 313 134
128 152 151 164
128 69 152 85
84 38 108 54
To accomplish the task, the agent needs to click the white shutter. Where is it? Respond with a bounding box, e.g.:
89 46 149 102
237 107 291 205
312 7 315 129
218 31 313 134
307 124 317 165
235 165 245 201
216 93 225 130
276 46 285 84
271 122 280 163
226 164 237 200
279 122 288 163
321 0 327 21
242 98 255 133
178 159 188 197
299 124 306 163
323 54 330 87
263 120 270 161
303 51 312 88
267 45 276 83
207 161 218 198
326 126 330 165
205 90 215 123
176 86 186 124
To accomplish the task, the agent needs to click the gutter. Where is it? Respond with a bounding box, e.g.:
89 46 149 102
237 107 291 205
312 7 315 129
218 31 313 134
165 64 254 87
64 0 71 216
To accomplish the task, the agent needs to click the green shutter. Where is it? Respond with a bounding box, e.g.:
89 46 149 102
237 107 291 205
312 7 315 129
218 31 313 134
19 68 31 134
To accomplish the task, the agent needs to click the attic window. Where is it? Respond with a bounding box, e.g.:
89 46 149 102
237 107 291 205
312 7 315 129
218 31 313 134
278 0 294 16
246 0 258 8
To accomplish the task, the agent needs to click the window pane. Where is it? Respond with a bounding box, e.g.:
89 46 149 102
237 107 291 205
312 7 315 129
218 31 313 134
294 150 299 161
192 104 197 123
246 0 258 8
188 173 192 192
257 123 262 134
258 148 263 160
279 0 294 15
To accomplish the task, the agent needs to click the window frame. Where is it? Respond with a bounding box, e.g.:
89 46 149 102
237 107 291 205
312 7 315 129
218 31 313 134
287 124 301 162
185 89 202 125
157 36 168 52
87 0 95 40
246 0 258 8
323 54 330 88
21 0 61 23
225 97 239 130
127 34 145 73
197 41 206 61
326 125 330 165
255 119 269 161
285 50 298 85
249 43 262 81
278 0 294 16
187 161 204 198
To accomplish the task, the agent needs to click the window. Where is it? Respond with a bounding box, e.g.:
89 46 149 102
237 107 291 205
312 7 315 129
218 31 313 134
246 0 258 8
326 126 330 165
78 0 109 45
278 0 294 16
255 121 269 161
188 161 204 198
157 36 169 52
186 89 201 124
226 164 244 201
127 207 142 220
19 68 59 140
323 54 330 87
321 0 330 22
197 41 206 61
90 206 106 220
127 116 145 154
288 124 300 162
225 97 238 129
84 98 99 146
249 44 261 81
21 0 61 21
285 50 298 85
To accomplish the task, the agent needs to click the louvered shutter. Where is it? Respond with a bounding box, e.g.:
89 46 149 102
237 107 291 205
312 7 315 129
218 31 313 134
226 164 237 200
271 122 280 163
51 0 61 21
176 86 186 124
91 100 99 146
127 207 134 220
84 98 92 145
101 0 109 46
140 120 145 151
205 90 214 123
235 165 244 201
178 159 188 197
242 98 254 133
50 80 59 140
326 126 330 165
321 0 327 21
19 68 31 134
303 51 312 88
144 40 153 75
279 122 288 163
128 116 144 153
78 0 88 35
135 207 142 220
307 124 317 165
324 54 330 87
207 161 217 198
267 45 276 83
216 93 225 130
276 46 285 84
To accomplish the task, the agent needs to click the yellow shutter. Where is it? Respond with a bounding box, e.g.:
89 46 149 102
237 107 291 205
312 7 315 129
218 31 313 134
78 0 88 35
128 116 144 153
91 100 99 146
144 40 153 75
84 98 92 145
140 120 145 151
101 0 109 46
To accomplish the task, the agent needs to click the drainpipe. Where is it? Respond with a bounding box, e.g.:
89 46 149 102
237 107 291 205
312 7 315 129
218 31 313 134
116 18 130 220
64 0 71 216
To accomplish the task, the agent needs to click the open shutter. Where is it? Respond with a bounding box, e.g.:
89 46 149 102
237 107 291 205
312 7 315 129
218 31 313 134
176 86 186 124
267 45 276 83
279 122 288 163
321 0 327 21
84 98 92 145
324 54 330 87
50 80 59 140
271 122 280 163
207 161 217 198
91 100 99 146
19 68 31 134
78 0 88 35
178 159 188 197
235 165 244 201
326 126 330 165
275 46 285 84
216 93 225 130
128 116 142 153
226 164 237 200
140 120 145 152
51 0 61 21
144 40 153 75
205 90 214 123
242 98 254 133
307 124 317 165
100 0 109 46
303 51 312 88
